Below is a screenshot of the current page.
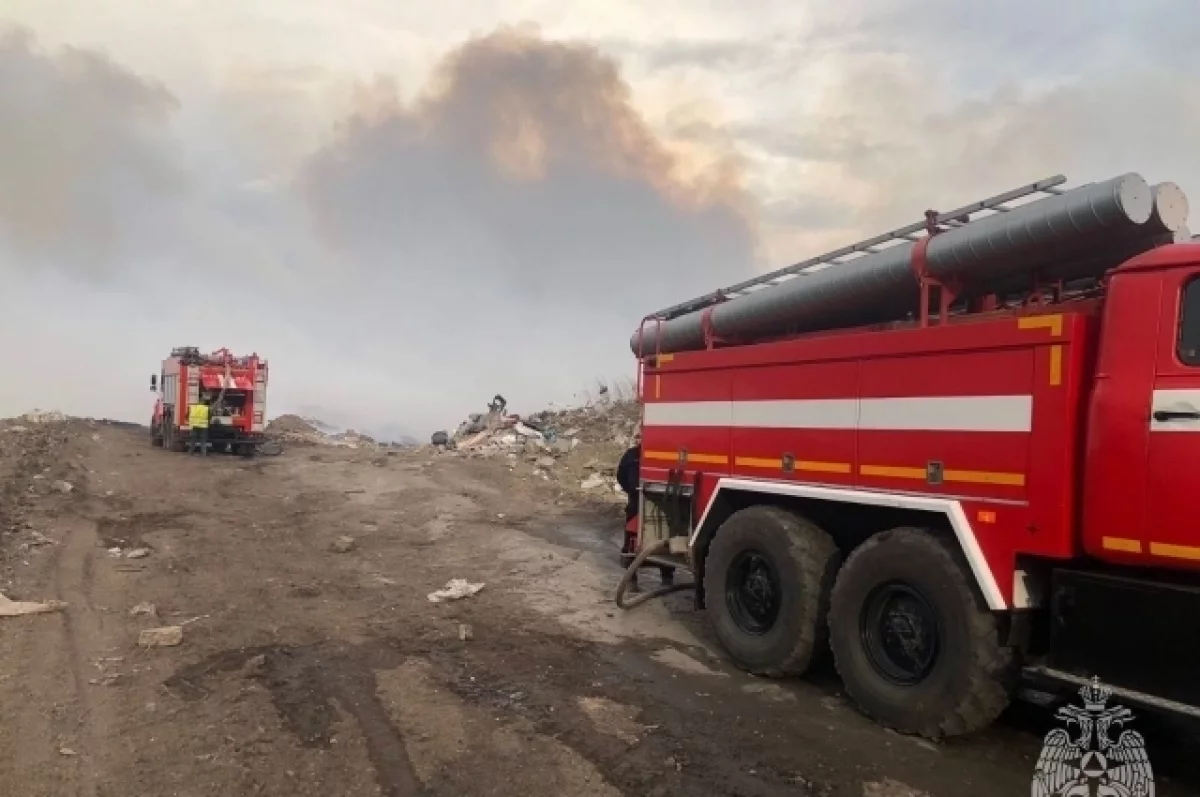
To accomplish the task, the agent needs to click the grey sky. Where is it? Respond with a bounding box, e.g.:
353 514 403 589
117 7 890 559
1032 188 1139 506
2 2 1198 438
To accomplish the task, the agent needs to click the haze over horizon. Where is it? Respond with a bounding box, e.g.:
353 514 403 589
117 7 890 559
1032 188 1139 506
2 2 1198 439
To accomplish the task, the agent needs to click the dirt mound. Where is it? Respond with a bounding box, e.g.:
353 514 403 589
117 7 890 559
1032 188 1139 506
266 415 380 450
265 414 320 435
1 414 98 569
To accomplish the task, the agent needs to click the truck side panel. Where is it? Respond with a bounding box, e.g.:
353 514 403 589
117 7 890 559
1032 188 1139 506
641 310 1094 607
855 347 1033 501
729 360 858 485
641 366 732 480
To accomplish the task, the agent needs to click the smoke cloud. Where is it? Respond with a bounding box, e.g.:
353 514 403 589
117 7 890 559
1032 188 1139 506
0 25 760 437
302 28 757 309
0 27 185 280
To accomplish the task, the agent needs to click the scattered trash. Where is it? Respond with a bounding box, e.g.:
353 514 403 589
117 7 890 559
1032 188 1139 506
125 548 150 560
129 603 158 619
428 579 486 603
138 626 184 648
440 390 638 496
581 474 608 491
330 535 357 553
52 480 74 494
58 747 78 757
458 623 474 641
552 438 580 454
0 591 67 617
512 422 544 440
107 547 124 558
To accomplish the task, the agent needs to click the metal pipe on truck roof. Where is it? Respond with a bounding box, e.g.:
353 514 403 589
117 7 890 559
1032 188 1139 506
1149 183 1189 234
631 173 1159 356
1005 183 1190 288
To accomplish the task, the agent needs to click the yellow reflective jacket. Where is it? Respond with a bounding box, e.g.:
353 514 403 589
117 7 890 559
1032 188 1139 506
188 403 210 429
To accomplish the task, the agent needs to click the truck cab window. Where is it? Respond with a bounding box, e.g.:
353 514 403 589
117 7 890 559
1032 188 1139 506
1181 278 1200 366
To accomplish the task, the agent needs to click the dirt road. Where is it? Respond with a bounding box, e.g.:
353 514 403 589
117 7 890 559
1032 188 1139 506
1 419 1195 796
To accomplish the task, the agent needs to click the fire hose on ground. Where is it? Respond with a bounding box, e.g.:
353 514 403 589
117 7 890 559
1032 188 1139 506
614 538 696 610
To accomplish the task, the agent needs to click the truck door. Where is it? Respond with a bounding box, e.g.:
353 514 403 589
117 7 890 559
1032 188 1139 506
1145 271 1200 561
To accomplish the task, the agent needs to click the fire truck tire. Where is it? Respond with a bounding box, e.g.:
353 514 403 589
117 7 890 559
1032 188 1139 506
703 505 840 677
828 527 1013 738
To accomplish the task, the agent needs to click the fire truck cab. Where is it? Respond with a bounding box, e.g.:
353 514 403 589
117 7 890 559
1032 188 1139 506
629 174 1200 738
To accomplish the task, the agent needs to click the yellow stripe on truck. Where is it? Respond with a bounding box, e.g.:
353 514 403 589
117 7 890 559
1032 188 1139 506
860 464 1025 486
643 450 729 466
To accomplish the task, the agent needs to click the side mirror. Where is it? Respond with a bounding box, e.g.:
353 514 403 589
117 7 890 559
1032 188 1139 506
150 375 157 391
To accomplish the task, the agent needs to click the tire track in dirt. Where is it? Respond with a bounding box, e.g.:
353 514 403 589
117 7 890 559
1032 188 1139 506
165 643 428 797
54 517 118 797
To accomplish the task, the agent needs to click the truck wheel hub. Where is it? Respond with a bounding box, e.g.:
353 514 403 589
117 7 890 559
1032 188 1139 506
861 583 940 685
725 550 781 634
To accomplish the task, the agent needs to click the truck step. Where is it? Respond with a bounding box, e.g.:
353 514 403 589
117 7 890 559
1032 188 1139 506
1024 665 1200 720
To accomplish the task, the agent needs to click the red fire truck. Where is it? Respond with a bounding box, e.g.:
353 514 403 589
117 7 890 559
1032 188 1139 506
150 347 268 456
627 173 1200 737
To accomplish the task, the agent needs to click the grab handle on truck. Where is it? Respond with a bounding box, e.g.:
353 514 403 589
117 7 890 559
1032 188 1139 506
1153 409 1200 422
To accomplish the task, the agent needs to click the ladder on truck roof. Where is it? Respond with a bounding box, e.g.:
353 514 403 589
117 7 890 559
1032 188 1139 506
647 175 1069 323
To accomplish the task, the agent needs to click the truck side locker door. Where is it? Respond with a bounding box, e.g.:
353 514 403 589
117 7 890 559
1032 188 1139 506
1145 271 1200 561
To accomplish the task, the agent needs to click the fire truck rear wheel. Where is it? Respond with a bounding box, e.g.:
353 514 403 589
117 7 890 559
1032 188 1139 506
828 527 1013 738
704 505 840 677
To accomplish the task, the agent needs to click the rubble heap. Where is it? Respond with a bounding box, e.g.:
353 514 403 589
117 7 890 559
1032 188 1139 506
434 392 641 496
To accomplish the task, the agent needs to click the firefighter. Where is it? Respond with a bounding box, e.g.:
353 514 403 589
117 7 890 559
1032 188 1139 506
187 397 211 456
616 436 674 587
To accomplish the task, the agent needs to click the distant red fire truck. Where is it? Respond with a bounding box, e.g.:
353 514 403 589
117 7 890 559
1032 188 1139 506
151 347 268 456
626 173 1200 737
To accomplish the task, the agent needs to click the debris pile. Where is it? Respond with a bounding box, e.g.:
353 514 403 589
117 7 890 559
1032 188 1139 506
436 391 641 495
19 409 67 425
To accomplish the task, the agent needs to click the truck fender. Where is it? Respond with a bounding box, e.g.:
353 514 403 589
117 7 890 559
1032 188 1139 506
688 477 1008 611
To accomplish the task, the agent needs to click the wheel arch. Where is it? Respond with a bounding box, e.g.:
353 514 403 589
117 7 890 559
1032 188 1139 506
689 478 1007 611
